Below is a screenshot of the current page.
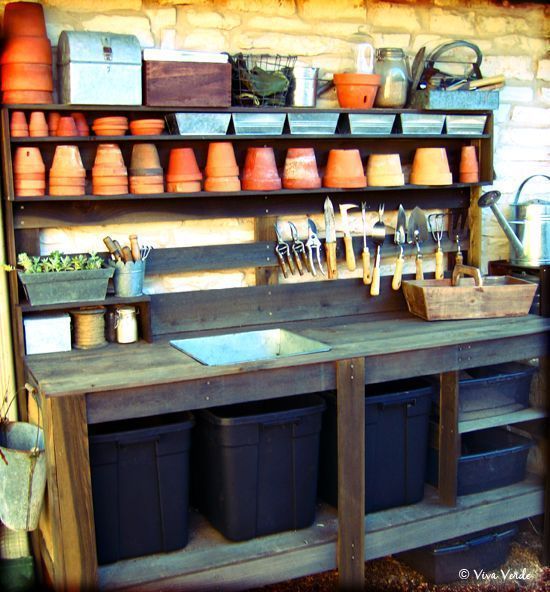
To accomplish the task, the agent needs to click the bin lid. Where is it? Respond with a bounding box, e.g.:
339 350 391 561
58 31 141 67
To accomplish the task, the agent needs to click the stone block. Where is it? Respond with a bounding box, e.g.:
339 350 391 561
225 0 295 16
246 15 310 33
367 2 420 31
499 86 534 104
235 32 351 56
43 0 142 11
511 105 550 126
500 127 550 147
476 15 530 36
81 15 155 47
371 34 411 50
493 35 547 55
180 7 241 30
176 28 228 51
482 56 534 81
428 8 475 35
537 59 550 82
298 0 365 21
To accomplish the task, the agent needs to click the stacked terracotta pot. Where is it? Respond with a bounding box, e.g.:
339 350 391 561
242 147 281 191
166 148 202 193
56 115 79 137
92 116 129 136
92 144 128 196
49 145 86 196
459 146 480 183
28 111 48 137
13 146 45 196
10 111 28 137
129 144 164 194
1 2 53 104
282 148 321 189
129 118 165 136
204 143 241 192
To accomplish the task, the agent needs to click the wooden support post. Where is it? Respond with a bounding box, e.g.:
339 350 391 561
43 394 98 591
255 215 279 286
336 357 365 591
438 370 460 506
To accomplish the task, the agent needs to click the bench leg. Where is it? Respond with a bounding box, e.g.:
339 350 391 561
439 370 460 506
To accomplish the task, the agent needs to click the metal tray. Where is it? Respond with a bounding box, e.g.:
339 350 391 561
166 113 231 136
287 112 339 135
446 114 487 135
348 113 395 135
400 113 446 135
232 112 286 135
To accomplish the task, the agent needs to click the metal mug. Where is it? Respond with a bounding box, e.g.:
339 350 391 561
289 66 334 107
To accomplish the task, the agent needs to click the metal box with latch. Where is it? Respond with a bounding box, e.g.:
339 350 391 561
58 31 142 105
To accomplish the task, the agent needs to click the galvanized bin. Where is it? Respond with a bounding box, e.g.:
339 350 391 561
58 31 142 105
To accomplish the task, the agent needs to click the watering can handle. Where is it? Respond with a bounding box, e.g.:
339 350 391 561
513 174 550 206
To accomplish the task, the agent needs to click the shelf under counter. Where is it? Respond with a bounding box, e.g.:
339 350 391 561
459 407 547 434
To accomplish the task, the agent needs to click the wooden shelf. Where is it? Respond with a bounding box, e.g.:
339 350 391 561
97 476 543 591
18 294 151 313
459 407 547 433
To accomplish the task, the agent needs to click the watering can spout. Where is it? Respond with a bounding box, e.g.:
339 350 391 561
478 190 525 258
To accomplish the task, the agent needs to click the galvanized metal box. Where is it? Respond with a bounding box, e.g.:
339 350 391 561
58 31 142 105
24 313 72 355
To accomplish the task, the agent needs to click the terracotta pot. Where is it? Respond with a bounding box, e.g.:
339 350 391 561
129 176 164 194
1 36 52 65
129 175 164 185
49 184 86 197
92 125 128 136
13 147 45 174
15 172 45 181
92 184 129 196
55 116 78 137
366 153 405 187
130 144 162 172
3 2 47 38
204 176 241 192
129 119 165 136
10 111 28 137
166 148 202 182
282 147 321 190
92 116 128 136
205 142 239 178
48 177 87 187
410 147 453 185
71 112 90 137
28 111 48 137
92 174 128 185
242 147 281 191
93 144 126 168
48 112 60 135
129 167 163 177
2 90 52 104
459 146 479 183
15 182 45 197
333 73 381 109
323 149 367 188
50 145 85 178
1 63 53 91
166 180 202 193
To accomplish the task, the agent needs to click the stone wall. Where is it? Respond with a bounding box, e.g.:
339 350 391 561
2 0 549 285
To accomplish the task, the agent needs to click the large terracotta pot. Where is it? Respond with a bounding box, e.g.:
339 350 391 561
282 148 321 190
242 147 281 191
333 73 381 109
324 149 367 188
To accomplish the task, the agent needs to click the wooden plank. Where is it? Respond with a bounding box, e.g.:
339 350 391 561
438 370 459 506
457 334 549 369
468 184 482 268
255 215 279 286
459 407 547 434
336 358 365 590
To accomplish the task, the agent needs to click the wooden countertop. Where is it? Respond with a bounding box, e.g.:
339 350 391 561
25 312 550 399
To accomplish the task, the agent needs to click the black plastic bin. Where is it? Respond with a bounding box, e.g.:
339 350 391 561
427 427 532 495
89 412 194 565
318 378 433 513
430 362 536 421
397 523 518 583
193 394 325 541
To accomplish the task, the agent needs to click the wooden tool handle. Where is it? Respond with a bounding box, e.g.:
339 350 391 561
103 236 122 261
325 242 338 280
362 248 371 285
276 252 289 278
286 254 296 275
456 251 463 266
415 255 424 280
129 234 141 261
469 75 505 89
392 256 404 290
121 246 133 263
343 235 356 271
435 248 444 280
370 264 380 296
293 253 304 276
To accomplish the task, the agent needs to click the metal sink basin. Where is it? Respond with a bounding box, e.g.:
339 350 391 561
170 328 331 366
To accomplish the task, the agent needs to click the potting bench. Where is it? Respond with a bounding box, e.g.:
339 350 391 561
1 105 548 590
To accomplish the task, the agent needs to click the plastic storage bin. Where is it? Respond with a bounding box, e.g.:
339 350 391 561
193 394 325 541
430 362 536 421
89 412 194 564
397 523 518 583
427 427 532 495
318 378 433 513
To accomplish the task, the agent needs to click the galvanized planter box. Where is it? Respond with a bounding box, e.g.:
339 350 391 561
18 268 114 306
58 31 142 105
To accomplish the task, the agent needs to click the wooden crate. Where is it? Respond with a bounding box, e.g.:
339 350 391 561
402 276 537 321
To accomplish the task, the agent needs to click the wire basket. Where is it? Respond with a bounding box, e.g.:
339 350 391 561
230 53 297 107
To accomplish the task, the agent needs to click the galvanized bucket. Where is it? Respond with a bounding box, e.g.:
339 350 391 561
113 260 145 297
0 421 46 531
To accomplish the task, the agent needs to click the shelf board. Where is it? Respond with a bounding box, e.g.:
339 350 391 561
459 407 547 433
18 294 151 313
98 476 543 591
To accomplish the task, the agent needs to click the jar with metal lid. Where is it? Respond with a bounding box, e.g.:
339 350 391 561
115 306 138 344
374 48 410 108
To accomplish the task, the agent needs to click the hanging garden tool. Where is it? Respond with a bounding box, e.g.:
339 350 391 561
392 204 407 290
370 204 386 296
288 221 306 275
361 202 371 285
306 218 326 277
324 197 337 279
339 203 359 272
274 223 295 278
407 206 429 280
428 213 445 280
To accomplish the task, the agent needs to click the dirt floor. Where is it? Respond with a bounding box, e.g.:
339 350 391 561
253 520 549 592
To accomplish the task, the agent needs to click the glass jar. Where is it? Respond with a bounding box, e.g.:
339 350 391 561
374 48 410 108
115 306 138 344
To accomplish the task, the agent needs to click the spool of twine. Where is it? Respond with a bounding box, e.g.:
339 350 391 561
71 307 107 349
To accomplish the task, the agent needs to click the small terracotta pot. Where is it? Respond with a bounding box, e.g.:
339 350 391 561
167 180 202 193
49 177 87 187
92 174 128 185
92 116 128 136
92 184 129 196
10 111 28 137
1 36 52 65
55 116 78 137
129 119 165 136
50 145 85 178
3 2 48 38
324 149 367 188
166 148 202 182
15 172 45 181
282 147 321 190
49 184 86 197
2 90 53 104
71 112 90 137
48 112 60 135
13 147 45 174
242 147 281 191
204 176 241 192
333 73 381 109
129 167 163 177
410 147 453 185
15 182 45 197
93 144 126 168
129 176 164 194
29 111 49 137
92 125 128 136
205 142 239 178
130 144 162 172
459 146 479 183
1 63 53 91
366 153 405 187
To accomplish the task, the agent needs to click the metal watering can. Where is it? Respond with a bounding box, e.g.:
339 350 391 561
478 174 550 266
288 67 334 107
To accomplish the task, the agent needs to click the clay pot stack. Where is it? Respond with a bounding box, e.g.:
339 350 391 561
92 144 129 196
166 148 202 193
410 147 452 186
13 146 45 196
129 119 165 136
282 148 321 189
204 142 241 192
92 116 129 136
1 2 53 104
459 146 480 183
324 149 367 188
129 144 164 194
49 145 86 196
55 116 79 137
28 111 48 137
242 147 281 191
10 111 28 137
366 154 404 187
